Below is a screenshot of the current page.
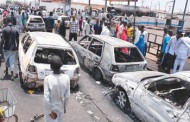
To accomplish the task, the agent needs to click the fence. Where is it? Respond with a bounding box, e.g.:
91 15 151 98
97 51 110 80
147 33 164 57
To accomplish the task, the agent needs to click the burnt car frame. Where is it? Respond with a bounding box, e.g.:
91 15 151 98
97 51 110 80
112 71 190 122
71 35 147 83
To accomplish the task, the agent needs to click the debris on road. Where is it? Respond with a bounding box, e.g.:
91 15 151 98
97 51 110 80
87 110 94 115
96 81 101 84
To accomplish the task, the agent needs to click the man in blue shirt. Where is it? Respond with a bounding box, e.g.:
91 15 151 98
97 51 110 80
45 12 54 32
158 30 173 70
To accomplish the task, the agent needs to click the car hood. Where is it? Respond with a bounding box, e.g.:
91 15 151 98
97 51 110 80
175 71 190 78
113 71 166 83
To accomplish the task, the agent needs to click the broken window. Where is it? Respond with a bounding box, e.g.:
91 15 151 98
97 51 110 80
88 39 103 57
23 37 33 53
114 47 144 63
29 18 43 23
34 48 76 65
147 78 190 109
79 36 92 49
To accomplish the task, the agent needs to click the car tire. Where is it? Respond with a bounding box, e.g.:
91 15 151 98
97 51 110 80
115 87 131 113
94 68 103 81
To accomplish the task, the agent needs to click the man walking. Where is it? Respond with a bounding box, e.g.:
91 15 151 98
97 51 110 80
1 17 19 80
173 32 190 73
69 16 78 41
165 30 184 73
44 55 70 122
45 12 54 32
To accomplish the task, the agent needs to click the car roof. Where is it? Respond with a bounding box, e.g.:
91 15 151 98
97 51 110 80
29 32 71 48
29 15 43 18
91 35 136 47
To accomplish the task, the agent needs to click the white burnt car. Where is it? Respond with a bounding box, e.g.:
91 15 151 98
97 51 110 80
18 32 80 88
112 71 190 122
71 35 147 83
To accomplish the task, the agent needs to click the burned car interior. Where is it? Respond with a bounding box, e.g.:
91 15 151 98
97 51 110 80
114 47 144 63
88 39 103 57
79 36 92 49
147 78 190 108
34 48 76 65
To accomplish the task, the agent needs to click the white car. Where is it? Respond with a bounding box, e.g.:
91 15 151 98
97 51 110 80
18 32 80 89
26 15 46 32
57 15 70 28
112 71 190 122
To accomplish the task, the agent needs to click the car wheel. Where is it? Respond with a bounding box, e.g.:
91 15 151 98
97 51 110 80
94 68 103 81
115 88 131 113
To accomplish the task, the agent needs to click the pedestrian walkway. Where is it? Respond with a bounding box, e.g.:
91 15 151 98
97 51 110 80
146 53 190 72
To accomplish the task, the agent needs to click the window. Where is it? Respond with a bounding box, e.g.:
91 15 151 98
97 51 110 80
147 78 190 109
29 18 43 23
34 48 76 65
23 37 33 53
62 17 70 21
114 47 144 63
88 39 103 57
21 34 29 45
79 36 92 49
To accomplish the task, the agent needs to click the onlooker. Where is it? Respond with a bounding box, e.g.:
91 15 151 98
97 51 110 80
117 21 124 39
165 30 183 73
115 21 123 38
59 19 66 38
16 11 23 33
44 55 70 122
79 16 83 36
11 12 16 26
55 20 61 34
173 32 190 73
127 23 134 42
83 19 91 36
22 12 26 32
135 33 145 56
45 12 54 32
120 21 128 41
94 20 100 35
159 30 173 69
1 17 19 80
139 25 148 56
69 16 78 41
98 20 103 35
100 22 111 36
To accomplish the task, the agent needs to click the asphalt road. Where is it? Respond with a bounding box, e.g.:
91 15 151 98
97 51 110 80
0 31 134 122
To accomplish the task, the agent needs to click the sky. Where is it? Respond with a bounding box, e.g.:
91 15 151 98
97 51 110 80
1 0 190 12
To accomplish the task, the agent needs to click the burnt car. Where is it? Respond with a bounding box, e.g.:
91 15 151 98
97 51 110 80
18 32 80 88
70 35 147 83
112 71 190 122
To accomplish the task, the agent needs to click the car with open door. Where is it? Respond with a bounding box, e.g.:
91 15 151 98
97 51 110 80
18 32 80 89
112 71 190 122
70 35 147 84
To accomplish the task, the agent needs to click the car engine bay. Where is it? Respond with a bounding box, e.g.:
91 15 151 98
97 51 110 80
147 78 190 109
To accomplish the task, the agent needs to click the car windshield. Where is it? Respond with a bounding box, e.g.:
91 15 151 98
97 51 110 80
62 17 70 21
29 18 43 23
114 47 144 63
34 48 76 65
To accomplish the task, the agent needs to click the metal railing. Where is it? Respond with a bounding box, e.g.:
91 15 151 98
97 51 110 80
147 33 164 57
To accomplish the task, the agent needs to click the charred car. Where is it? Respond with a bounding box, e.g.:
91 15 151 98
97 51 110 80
112 71 190 122
18 32 80 88
70 35 147 83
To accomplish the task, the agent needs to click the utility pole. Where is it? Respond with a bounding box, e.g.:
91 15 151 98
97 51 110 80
104 0 107 12
170 0 176 27
89 0 91 7
181 0 189 29
133 0 137 44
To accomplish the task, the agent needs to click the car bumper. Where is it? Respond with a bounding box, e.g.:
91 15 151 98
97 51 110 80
26 27 45 31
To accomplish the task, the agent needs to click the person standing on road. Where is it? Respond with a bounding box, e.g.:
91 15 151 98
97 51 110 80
69 16 78 41
22 12 26 32
83 19 91 36
16 11 23 33
100 22 111 36
45 12 55 32
115 21 123 38
94 20 100 35
120 21 128 41
55 20 61 34
1 17 19 80
165 30 184 73
59 18 66 38
44 55 70 122
127 23 134 43
173 32 190 73
79 16 83 36
139 25 148 56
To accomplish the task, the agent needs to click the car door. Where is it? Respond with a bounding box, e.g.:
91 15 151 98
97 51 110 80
133 78 181 122
84 38 104 71
72 36 92 64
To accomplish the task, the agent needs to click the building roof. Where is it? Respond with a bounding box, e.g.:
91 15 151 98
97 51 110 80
91 35 136 47
29 32 71 48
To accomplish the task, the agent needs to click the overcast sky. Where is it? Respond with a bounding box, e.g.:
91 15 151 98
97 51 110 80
1 0 190 12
